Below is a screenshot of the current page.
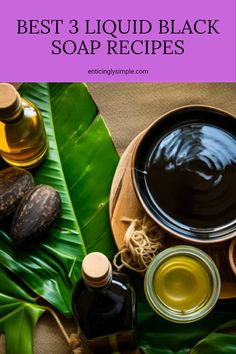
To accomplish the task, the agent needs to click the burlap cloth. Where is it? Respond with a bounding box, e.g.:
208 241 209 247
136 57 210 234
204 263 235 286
0 83 236 353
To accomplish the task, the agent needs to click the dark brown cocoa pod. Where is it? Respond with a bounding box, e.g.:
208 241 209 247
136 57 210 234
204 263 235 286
0 167 35 221
11 184 61 245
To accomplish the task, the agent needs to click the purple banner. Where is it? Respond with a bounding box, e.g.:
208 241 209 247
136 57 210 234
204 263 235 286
0 0 235 82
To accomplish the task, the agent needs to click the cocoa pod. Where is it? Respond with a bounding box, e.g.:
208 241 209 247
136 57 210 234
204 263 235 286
11 184 61 244
0 167 34 221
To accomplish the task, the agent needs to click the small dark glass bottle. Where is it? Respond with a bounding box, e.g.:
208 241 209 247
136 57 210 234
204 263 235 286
72 252 137 354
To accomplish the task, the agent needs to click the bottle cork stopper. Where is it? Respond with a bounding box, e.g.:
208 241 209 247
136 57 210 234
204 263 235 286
0 83 22 120
82 252 112 288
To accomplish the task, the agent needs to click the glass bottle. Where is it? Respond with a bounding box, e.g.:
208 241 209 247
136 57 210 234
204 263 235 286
0 83 48 168
72 252 137 354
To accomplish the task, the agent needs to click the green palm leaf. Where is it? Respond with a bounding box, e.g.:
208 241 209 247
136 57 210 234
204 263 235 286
0 266 44 354
191 320 236 354
0 83 119 317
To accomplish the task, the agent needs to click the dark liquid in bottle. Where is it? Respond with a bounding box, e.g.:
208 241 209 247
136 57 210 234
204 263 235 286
72 272 136 353
145 122 236 229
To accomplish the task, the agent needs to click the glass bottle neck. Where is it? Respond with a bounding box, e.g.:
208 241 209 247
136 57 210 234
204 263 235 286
0 98 23 123
86 274 113 293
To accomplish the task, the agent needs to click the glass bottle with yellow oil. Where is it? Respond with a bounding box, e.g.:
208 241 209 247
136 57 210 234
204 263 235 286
0 83 48 168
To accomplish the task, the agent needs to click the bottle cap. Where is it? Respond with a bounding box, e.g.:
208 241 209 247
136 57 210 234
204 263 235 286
82 252 112 288
0 83 22 121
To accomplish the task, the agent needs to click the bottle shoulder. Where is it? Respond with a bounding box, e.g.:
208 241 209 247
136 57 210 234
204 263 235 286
22 98 42 120
74 272 134 296
111 272 135 292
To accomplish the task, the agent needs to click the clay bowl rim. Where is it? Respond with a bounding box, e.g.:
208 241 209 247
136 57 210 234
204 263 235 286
229 237 236 275
131 104 236 245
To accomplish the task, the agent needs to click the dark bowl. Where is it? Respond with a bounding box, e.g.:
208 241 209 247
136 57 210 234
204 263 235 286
132 105 236 244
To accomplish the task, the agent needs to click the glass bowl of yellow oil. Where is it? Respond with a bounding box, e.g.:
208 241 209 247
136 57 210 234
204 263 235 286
144 246 221 323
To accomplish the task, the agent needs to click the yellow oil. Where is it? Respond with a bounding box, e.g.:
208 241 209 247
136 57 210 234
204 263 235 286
153 255 212 313
0 98 48 168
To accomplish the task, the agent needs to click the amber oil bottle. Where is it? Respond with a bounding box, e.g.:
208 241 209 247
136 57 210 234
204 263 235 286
0 83 48 168
72 252 137 354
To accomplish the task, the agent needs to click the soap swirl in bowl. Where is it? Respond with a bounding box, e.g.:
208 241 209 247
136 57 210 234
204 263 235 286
133 106 236 242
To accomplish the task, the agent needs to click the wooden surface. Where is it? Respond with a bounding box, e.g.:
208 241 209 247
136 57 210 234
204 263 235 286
109 130 236 300
110 132 144 249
